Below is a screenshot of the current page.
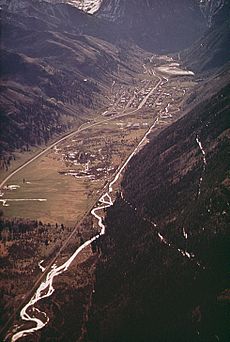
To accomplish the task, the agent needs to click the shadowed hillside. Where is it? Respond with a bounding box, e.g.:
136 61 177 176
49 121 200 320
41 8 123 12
0 0 140 168
182 0 230 72
0 1 229 341
87 66 230 341
97 0 207 52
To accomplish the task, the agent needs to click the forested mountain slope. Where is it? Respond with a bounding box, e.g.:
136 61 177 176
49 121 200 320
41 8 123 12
200 0 225 25
87 65 230 341
97 0 206 51
182 0 230 72
0 0 136 168
0 1 229 341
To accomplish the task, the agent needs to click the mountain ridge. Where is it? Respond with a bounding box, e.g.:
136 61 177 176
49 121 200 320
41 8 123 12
0 1 229 340
0 0 132 168
87 63 230 342
182 0 230 72
85 1 230 340
96 0 207 52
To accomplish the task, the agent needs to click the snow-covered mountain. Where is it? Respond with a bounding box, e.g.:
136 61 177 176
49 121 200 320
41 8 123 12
1 0 207 52
0 0 102 14
67 0 102 13
40 0 102 14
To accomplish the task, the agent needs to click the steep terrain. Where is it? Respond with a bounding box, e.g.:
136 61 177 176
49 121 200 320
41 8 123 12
182 0 230 72
87 66 230 341
86 3 230 338
0 0 136 169
42 0 103 14
1 1 229 341
0 0 208 170
97 0 206 51
200 0 225 25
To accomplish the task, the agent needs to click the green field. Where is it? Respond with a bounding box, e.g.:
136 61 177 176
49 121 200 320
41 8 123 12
1 114 152 226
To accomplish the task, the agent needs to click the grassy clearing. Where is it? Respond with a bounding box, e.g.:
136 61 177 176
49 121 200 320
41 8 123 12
1 111 153 226
1 65 197 227
2 155 100 226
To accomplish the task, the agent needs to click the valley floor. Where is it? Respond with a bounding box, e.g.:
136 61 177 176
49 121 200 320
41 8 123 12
0 55 199 341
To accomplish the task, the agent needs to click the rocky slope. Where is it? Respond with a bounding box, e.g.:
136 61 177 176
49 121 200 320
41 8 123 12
42 0 103 14
200 0 225 25
182 0 230 72
0 1 229 341
87 65 230 341
86 8 230 337
97 0 207 52
0 0 208 167
0 0 137 168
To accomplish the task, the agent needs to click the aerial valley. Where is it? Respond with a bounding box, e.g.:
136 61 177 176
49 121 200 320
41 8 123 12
0 0 229 341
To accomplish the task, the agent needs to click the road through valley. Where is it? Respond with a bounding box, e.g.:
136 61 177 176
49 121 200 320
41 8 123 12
5 74 165 341
9 116 162 342
7 66 199 341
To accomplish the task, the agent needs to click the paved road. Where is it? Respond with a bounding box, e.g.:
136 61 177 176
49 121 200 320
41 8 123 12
10 113 163 342
0 75 161 191
4 73 165 341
